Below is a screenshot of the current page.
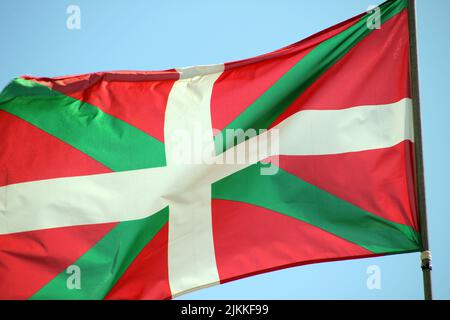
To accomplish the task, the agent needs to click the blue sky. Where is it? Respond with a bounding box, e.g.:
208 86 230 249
0 0 449 299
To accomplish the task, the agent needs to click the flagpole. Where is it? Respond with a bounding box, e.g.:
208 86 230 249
407 0 433 300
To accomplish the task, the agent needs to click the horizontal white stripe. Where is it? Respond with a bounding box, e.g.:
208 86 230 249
2 167 168 234
219 98 413 166
0 98 413 235
276 98 414 155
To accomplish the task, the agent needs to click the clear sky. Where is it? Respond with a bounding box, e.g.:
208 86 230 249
0 0 448 300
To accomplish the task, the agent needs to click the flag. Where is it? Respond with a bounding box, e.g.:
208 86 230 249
0 0 421 299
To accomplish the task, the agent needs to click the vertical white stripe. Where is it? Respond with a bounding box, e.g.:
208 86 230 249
165 64 224 297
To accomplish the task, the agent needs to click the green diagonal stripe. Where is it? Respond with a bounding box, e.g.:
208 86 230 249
212 162 421 254
0 77 166 171
214 0 407 154
31 207 169 300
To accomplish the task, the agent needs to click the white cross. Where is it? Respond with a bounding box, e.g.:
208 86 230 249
0 60 413 297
